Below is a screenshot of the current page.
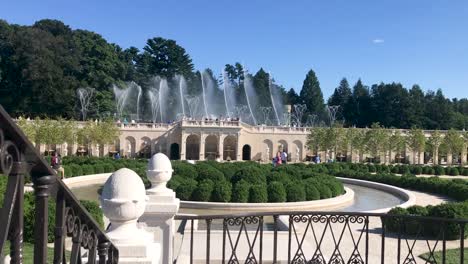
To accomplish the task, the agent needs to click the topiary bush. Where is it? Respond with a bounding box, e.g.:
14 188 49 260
232 166 266 185
173 161 198 179
385 207 409 233
449 167 459 176
102 163 115 173
286 183 306 202
267 181 287 203
81 164 95 175
249 184 268 203
318 185 332 199
191 179 214 201
211 181 232 202
175 178 198 200
304 180 320 200
80 200 105 229
231 180 250 203
434 166 445 176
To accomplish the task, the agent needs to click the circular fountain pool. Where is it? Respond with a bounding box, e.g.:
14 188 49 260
70 182 406 213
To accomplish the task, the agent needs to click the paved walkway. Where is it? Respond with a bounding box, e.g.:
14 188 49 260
173 189 465 263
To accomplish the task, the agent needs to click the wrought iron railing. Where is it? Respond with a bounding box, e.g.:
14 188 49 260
0 105 118 264
175 211 467 264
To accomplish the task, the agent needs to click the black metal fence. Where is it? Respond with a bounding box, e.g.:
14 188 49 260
0 105 118 264
175 211 467 264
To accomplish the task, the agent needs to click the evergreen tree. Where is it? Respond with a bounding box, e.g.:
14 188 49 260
343 79 370 127
299 70 325 120
328 78 351 121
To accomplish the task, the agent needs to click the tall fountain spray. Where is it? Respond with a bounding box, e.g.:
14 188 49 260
222 71 232 118
268 75 280 125
177 75 186 117
158 78 169 122
77 87 95 121
200 71 209 118
113 82 141 120
242 69 258 125
147 88 160 123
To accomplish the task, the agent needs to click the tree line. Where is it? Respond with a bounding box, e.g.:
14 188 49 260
0 19 466 129
307 123 468 164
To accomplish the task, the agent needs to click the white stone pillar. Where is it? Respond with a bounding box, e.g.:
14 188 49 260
461 145 467 165
199 133 205 161
447 152 453 165
180 134 187 160
218 135 225 161
140 154 180 264
101 168 160 264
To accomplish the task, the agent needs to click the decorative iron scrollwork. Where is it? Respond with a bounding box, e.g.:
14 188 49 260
0 129 20 175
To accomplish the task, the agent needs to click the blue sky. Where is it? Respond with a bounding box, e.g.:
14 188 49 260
1 0 468 99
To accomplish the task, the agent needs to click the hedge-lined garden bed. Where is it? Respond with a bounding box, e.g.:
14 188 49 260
62 157 345 203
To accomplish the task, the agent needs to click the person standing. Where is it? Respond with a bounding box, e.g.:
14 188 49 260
281 150 288 164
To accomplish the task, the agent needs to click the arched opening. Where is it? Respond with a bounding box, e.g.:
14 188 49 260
223 136 237 161
204 135 218 161
139 137 152 158
170 143 180 160
242 145 251 161
124 136 136 158
186 134 200 160
278 140 288 153
293 140 303 162
263 139 273 161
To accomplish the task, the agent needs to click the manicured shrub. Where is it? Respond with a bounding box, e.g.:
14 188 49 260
461 167 468 176
326 181 344 197
232 166 266 185
367 164 376 173
168 175 183 190
385 207 408 233
304 180 320 200
81 164 95 175
249 184 268 203
231 180 250 203
93 164 105 174
191 179 214 201
63 165 73 177
71 164 83 177
318 185 332 199
405 205 429 235
286 183 306 202
391 165 400 174
267 181 287 203
102 163 115 173
173 161 198 179
267 172 291 185
211 181 232 202
428 202 468 239
399 165 410 175
412 166 422 175
449 167 459 176
434 166 445 176
175 178 198 200
80 200 105 229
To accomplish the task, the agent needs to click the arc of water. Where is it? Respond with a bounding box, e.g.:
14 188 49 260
200 71 209 118
159 79 164 122
136 86 142 121
178 75 186 117
242 68 257 125
268 74 280 126
222 71 231 118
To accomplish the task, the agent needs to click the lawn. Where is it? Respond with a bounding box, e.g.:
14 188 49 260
4 242 70 263
420 248 467 264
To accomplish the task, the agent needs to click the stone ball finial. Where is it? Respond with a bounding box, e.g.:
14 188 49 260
101 168 150 243
147 153 173 194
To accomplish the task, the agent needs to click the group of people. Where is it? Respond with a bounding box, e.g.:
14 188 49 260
272 150 288 166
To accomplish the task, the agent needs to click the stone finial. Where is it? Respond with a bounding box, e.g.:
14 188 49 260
101 168 152 244
146 153 173 195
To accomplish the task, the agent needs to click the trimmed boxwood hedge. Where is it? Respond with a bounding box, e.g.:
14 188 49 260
267 181 287 202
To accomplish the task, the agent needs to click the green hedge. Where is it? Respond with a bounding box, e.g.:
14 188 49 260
267 181 287 202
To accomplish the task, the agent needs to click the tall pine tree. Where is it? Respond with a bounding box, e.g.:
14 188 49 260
328 78 351 121
299 70 325 121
